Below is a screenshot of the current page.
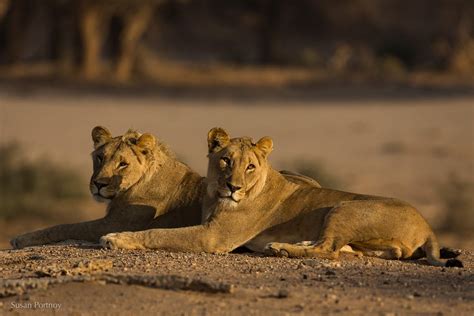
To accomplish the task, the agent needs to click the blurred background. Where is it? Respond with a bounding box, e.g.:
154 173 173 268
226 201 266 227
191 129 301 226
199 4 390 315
0 0 473 249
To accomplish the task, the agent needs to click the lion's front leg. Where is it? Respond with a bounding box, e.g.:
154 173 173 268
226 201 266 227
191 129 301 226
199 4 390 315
10 232 44 249
10 217 142 249
264 241 340 259
100 232 146 250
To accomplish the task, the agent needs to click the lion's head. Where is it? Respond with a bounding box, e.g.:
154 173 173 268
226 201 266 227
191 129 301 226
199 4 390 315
89 126 158 202
206 127 273 207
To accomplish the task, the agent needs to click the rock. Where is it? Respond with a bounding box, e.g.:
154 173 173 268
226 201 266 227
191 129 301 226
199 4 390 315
300 259 318 268
325 293 338 301
27 254 46 261
276 289 290 298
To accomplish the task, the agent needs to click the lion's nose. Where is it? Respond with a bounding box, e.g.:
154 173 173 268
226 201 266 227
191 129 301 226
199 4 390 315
94 179 110 190
226 182 242 193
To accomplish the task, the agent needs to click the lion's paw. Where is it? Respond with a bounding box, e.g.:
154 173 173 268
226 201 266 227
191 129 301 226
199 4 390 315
264 242 290 258
10 234 33 249
10 237 21 249
100 232 145 250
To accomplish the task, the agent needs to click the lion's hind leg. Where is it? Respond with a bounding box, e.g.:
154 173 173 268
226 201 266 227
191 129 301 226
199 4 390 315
349 239 410 260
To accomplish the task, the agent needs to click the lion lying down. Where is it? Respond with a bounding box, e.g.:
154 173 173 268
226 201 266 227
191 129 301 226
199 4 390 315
10 126 320 249
101 128 462 267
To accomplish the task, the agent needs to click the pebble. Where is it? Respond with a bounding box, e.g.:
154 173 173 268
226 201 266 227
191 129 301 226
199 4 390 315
325 293 338 301
300 259 318 268
276 289 290 298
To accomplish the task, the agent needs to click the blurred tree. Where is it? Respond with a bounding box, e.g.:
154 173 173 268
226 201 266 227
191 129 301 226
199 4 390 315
78 0 160 81
0 0 473 80
0 0 8 20
256 0 281 64
2 0 32 64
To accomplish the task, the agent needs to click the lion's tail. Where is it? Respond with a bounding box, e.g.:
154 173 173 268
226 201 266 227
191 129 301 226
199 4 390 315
423 234 463 268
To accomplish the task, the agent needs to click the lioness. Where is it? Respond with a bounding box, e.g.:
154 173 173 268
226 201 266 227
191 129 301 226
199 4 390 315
101 128 462 267
10 126 320 249
10 127 204 248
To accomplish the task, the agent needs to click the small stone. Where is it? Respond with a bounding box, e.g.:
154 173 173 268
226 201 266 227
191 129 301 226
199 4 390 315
406 294 415 300
91 280 107 286
276 289 289 298
293 304 304 311
301 259 318 268
28 254 45 260
325 293 338 301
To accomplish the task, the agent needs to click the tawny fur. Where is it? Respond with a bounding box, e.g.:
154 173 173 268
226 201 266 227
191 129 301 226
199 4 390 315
11 126 320 249
100 128 461 267
10 126 205 248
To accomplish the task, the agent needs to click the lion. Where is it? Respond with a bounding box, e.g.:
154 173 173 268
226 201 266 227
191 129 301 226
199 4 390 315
100 128 462 267
10 126 205 248
10 126 321 249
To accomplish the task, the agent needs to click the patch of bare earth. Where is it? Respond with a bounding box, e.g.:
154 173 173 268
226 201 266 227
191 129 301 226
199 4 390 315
0 244 472 315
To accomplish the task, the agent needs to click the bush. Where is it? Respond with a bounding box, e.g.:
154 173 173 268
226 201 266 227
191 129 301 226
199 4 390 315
281 159 342 189
0 143 87 220
438 173 474 233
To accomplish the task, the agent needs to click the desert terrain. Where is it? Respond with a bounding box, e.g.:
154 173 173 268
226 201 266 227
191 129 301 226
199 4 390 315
0 87 473 314
0 243 472 315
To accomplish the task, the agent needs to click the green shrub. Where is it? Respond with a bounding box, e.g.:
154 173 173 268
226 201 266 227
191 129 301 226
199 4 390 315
438 173 474 233
280 159 342 189
0 143 87 220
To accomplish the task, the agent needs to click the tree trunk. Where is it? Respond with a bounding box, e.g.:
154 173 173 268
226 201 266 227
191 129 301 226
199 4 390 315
114 4 153 82
78 2 108 80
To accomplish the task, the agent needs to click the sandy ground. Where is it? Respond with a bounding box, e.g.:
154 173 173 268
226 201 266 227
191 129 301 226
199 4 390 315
0 243 472 315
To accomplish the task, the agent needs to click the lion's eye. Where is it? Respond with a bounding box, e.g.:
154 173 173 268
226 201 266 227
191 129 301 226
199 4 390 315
96 155 103 164
221 157 231 165
118 161 129 169
247 164 256 171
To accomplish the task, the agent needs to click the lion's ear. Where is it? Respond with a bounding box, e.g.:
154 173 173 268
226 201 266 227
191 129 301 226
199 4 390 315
92 126 112 149
256 136 273 157
207 127 230 153
136 133 156 153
